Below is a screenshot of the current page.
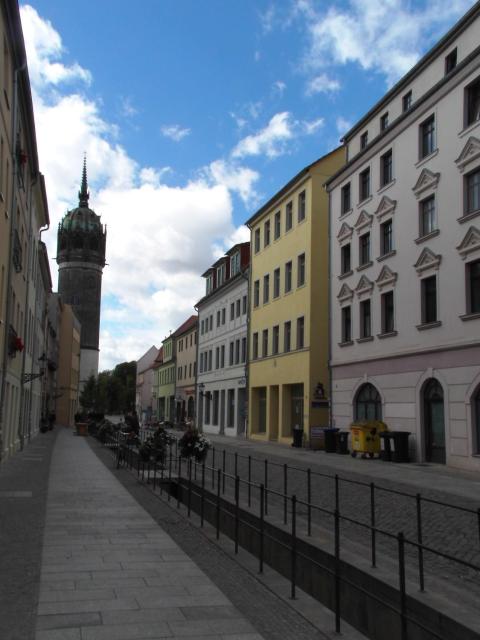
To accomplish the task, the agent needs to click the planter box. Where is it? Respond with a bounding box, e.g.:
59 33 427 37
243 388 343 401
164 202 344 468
76 422 88 437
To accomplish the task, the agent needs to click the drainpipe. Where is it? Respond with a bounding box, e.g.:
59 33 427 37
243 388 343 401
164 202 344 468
193 303 201 433
0 59 27 460
326 183 333 427
240 265 250 439
17 171 39 449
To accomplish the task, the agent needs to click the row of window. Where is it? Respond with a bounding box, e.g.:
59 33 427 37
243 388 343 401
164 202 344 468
340 260 480 344
200 295 247 335
347 77 480 215
203 388 238 428
199 336 247 373
157 365 175 386
177 331 197 352
252 317 305 360
340 168 480 276
253 254 306 307
254 190 306 254
205 250 242 295
357 56 478 154
177 361 197 381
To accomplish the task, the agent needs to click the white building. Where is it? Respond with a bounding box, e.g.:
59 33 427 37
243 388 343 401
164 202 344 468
327 3 480 470
196 243 250 436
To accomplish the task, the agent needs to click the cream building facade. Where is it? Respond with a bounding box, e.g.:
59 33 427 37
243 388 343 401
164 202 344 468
327 3 480 470
0 0 52 459
56 298 81 427
196 244 250 436
247 149 345 444
173 316 197 424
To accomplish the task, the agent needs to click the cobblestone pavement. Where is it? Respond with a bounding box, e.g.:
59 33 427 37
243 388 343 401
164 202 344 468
0 429 57 640
165 433 480 604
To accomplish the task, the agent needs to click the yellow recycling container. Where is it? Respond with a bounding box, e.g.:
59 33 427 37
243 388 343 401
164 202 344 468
350 421 387 458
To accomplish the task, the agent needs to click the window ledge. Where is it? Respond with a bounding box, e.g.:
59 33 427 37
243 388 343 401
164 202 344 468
377 179 396 195
356 261 373 272
458 119 480 139
298 217 306 225
284 289 293 297
377 330 398 339
357 196 372 208
377 250 396 262
356 336 374 343
415 148 439 168
416 320 442 331
338 340 354 348
415 229 440 245
460 312 480 322
457 209 480 224
338 270 353 280
297 283 306 290
340 208 353 220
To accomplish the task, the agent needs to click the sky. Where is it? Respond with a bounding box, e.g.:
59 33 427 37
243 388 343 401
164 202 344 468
20 0 475 371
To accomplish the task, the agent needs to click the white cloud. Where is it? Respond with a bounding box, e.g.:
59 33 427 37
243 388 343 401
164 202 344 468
232 112 293 159
273 80 287 95
336 116 352 136
259 6 276 33
160 124 191 142
20 5 91 88
306 73 340 95
302 117 324 135
20 5 248 371
206 160 260 205
120 96 138 118
297 0 475 85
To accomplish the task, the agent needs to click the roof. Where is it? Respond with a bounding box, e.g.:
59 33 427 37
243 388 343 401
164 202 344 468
226 242 249 256
245 146 343 228
153 346 164 367
341 1 480 142
172 315 198 338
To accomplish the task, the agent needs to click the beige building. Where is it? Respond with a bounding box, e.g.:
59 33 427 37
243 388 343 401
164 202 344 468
0 0 52 459
173 316 197 423
247 148 345 444
56 299 81 427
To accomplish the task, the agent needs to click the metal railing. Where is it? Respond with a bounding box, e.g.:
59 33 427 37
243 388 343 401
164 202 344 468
102 431 480 639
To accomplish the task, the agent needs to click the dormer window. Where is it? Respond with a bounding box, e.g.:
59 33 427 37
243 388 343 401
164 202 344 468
217 263 225 287
206 274 213 295
230 251 240 277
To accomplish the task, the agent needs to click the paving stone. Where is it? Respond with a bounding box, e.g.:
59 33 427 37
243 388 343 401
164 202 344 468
180 607 242 621
100 607 186 625
36 612 101 630
37 597 140 616
35 628 81 640
80 621 171 640
38 588 116 603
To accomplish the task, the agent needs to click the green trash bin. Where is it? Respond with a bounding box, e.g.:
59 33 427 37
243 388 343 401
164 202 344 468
325 428 339 453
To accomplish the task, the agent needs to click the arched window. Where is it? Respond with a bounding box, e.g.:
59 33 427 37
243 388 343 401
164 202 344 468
355 383 382 421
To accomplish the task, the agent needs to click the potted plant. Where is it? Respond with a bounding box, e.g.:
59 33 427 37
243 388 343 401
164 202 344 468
178 428 211 463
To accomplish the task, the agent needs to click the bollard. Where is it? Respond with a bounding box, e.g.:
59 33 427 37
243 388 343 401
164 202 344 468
398 532 407 640
259 484 265 574
283 464 288 525
334 509 341 634
222 450 226 493
416 494 425 592
188 458 192 518
291 495 297 600
201 463 205 527
370 482 376 568
235 476 240 554
248 456 252 507
264 459 268 515
216 468 221 540
307 468 312 536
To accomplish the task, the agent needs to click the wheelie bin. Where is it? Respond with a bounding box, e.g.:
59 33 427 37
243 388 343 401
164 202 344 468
324 428 339 453
391 431 411 462
292 424 304 448
350 422 387 458
336 431 350 454
379 431 393 461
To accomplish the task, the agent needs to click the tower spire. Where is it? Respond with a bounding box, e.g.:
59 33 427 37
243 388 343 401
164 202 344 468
78 154 89 207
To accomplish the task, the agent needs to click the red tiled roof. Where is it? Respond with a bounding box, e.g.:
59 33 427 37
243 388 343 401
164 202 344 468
172 314 198 338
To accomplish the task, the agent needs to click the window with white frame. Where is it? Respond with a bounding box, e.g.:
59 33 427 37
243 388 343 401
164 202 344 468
381 290 395 334
420 115 435 159
230 251 240 276
465 168 480 216
360 299 371 338
380 219 393 256
421 275 437 324
274 211 281 239
419 195 436 237
298 190 306 222
467 259 480 315
465 76 480 127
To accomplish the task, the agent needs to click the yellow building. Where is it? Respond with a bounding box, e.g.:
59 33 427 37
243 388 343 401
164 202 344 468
247 147 345 444
56 300 81 427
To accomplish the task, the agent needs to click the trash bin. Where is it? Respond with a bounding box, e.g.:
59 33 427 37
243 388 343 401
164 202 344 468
309 426 327 450
325 428 339 453
379 431 393 461
336 431 349 454
350 422 387 458
292 424 304 448
391 431 411 463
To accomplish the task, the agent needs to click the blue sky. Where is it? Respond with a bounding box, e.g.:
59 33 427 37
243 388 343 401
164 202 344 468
21 0 475 369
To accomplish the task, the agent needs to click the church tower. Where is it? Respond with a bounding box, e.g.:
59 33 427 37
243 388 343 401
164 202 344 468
57 159 106 385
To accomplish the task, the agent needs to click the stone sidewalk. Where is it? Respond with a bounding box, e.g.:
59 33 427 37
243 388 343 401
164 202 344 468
35 429 265 640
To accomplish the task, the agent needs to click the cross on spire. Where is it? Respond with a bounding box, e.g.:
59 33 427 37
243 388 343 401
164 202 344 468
78 154 89 207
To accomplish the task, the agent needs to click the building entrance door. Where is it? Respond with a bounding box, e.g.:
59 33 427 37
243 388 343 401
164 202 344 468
423 379 446 464
290 384 304 437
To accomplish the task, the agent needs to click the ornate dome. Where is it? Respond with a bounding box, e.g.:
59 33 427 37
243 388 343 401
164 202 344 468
59 158 102 232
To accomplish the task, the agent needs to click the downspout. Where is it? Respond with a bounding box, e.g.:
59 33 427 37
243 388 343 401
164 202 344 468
193 304 201 432
18 171 39 448
240 265 250 439
326 182 333 427
0 59 27 459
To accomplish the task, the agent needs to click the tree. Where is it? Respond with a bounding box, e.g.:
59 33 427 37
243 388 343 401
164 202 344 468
79 374 97 412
